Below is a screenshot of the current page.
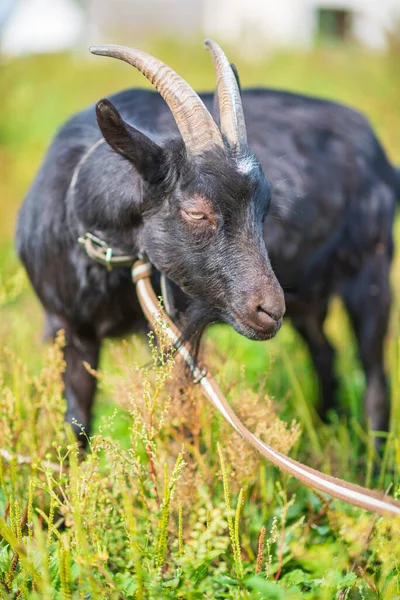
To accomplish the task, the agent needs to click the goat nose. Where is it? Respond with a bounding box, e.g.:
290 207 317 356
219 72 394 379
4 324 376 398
232 286 285 340
257 303 285 323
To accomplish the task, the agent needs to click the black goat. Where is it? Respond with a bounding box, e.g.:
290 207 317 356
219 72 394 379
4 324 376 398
16 41 399 439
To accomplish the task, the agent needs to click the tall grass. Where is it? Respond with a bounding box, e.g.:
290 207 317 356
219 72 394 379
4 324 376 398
1 39 400 597
1 311 399 598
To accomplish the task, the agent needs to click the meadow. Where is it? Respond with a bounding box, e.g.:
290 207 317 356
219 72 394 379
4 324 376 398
0 37 400 598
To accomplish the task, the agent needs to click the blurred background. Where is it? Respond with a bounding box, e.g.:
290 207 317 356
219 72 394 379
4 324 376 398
1 0 400 52
1 0 400 439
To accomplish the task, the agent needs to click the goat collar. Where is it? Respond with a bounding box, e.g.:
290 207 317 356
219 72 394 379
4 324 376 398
78 232 136 270
132 256 400 518
78 233 177 317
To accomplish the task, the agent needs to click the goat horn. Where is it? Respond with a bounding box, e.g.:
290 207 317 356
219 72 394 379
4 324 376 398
90 44 223 155
205 39 247 150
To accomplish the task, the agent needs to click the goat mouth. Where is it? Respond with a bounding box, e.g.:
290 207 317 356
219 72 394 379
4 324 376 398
228 310 283 341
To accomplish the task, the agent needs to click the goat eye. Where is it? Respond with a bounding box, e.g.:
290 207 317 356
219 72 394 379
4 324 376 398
184 210 207 221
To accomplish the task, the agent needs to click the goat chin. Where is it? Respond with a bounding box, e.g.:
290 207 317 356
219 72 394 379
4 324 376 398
229 316 283 342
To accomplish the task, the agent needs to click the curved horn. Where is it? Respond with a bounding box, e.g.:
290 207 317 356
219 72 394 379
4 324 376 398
205 39 247 150
90 44 223 154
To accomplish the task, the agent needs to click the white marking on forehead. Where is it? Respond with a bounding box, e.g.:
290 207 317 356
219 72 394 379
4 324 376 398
236 155 257 175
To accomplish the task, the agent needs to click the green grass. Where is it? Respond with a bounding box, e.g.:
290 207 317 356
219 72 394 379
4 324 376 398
1 38 400 598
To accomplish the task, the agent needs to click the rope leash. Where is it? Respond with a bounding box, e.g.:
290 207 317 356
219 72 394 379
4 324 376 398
3 237 399 516
132 256 400 518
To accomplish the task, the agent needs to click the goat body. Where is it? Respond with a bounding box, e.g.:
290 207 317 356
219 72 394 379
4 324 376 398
16 83 399 435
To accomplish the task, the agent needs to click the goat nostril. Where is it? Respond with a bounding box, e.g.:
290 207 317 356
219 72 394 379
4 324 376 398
257 305 281 323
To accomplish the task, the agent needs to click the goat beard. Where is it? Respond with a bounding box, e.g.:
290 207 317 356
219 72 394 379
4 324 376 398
175 298 221 367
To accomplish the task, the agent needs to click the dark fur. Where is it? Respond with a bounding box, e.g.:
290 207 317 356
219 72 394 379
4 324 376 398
16 85 399 437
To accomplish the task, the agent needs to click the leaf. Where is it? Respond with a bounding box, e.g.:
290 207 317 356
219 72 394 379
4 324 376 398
322 569 357 590
190 550 225 585
244 576 285 597
245 576 305 599
213 573 239 587
282 568 310 587
0 485 7 515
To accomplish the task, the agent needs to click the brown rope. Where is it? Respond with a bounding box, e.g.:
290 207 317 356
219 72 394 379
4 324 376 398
2 248 399 516
132 257 400 518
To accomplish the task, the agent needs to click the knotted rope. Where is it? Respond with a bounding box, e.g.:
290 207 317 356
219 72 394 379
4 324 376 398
132 256 400 518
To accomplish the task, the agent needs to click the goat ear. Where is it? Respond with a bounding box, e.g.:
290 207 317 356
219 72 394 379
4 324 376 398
96 99 165 184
